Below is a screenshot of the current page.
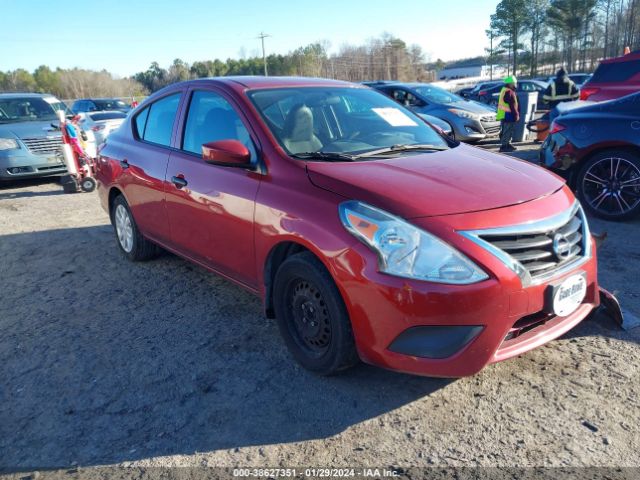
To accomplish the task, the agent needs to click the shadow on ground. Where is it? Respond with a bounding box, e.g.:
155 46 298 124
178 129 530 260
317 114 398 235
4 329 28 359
0 226 450 470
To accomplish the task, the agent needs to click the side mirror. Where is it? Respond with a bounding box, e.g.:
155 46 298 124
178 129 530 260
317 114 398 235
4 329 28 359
202 139 252 168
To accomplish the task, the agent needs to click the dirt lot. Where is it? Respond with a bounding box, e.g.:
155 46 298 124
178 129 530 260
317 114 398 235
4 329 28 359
1 148 639 475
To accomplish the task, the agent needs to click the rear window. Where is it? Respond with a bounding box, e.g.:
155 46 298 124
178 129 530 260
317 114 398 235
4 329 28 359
89 112 126 121
591 60 640 83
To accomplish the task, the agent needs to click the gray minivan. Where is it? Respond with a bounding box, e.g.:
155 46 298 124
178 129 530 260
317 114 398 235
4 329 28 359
0 93 70 181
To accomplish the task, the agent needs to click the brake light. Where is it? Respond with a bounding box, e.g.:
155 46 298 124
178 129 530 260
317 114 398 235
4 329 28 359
549 121 566 135
479 90 487 96
580 87 600 101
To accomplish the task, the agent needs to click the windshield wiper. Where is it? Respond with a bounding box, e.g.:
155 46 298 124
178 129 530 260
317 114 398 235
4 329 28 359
354 144 449 158
291 151 356 162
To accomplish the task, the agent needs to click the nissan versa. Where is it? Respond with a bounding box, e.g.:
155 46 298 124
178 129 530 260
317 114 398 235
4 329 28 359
96 77 600 377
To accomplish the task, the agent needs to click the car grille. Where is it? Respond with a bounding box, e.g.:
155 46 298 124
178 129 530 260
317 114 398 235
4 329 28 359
21 136 63 155
460 203 590 286
480 114 500 135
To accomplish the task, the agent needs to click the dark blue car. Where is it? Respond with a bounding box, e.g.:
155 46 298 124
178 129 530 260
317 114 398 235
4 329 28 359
540 92 640 221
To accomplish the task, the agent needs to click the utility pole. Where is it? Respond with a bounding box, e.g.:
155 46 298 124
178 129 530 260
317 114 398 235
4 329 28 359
257 32 271 76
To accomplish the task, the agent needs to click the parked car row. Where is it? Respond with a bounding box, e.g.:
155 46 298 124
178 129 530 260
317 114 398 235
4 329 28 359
0 93 130 181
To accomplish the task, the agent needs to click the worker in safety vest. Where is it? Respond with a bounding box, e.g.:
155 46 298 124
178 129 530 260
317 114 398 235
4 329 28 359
542 68 579 108
496 75 520 153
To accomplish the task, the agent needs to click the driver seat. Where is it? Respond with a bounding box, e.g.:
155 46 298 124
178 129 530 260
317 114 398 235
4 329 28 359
282 104 322 154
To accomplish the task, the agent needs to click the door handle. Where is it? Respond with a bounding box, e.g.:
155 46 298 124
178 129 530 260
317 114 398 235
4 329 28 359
171 175 188 189
120 159 129 169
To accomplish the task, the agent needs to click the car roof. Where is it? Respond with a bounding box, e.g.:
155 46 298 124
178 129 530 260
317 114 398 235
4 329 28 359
0 92 58 99
190 76 357 90
77 97 125 101
601 51 640 63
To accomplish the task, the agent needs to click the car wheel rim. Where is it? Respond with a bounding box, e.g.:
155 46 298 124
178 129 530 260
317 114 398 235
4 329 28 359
582 157 640 216
287 280 332 357
114 204 134 253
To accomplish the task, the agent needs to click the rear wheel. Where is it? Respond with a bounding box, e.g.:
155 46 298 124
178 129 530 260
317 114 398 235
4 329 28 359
576 150 640 221
273 252 359 375
112 195 159 261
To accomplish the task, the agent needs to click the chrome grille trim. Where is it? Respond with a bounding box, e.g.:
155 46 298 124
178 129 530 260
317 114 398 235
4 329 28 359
21 136 63 155
458 202 592 287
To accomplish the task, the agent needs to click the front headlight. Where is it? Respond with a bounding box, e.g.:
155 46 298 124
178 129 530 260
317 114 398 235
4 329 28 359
0 138 19 150
447 108 477 120
339 201 488 284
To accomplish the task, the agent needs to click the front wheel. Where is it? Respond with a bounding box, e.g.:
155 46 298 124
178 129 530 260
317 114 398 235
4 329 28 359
273 252 359 375
576 150 640 221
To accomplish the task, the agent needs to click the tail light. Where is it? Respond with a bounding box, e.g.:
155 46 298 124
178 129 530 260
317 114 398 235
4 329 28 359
479 90 487 96
580 87 600 101
91 125 106 132
549 121 566 135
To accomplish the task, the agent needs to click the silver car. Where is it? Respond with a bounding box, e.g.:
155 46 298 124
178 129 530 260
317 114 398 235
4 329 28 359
0 93 69 181
373 83 500 142
78 110 127 146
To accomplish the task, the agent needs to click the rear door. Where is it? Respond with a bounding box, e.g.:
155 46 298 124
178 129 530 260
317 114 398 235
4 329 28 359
164 87 261 288
119 91 184 245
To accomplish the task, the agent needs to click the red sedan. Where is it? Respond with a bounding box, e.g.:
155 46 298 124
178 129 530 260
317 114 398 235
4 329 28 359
96 77 599 377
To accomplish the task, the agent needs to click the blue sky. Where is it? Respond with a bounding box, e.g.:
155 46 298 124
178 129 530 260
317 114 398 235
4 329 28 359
2 0 496 77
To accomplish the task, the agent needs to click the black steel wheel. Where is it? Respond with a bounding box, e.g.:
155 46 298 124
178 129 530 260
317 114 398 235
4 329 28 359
577 150 640 221
273 251 359 375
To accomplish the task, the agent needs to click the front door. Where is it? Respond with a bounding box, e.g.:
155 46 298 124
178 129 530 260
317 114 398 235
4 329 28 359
164 88 261 288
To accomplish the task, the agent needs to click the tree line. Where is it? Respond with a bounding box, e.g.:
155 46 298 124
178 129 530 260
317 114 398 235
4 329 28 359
0 33 428 98
0 66 145 100
133 34 429 93
489 0 640 76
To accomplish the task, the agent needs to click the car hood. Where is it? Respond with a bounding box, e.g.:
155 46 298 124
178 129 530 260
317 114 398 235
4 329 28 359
450 100 496 115
0 120 61 139
306 144 564 218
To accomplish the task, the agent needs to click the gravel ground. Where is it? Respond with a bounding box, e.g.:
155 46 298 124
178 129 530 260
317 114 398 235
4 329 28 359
1 150 639 477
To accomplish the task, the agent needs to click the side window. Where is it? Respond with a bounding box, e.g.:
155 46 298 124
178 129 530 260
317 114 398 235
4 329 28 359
141 93 181 147
182 90 256 160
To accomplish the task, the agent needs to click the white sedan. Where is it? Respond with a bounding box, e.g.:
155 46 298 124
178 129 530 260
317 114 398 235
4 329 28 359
78 110 127 150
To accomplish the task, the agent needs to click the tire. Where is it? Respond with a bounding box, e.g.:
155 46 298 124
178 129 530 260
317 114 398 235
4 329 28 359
80 176 96 193
111 195 159 261
60 174 78 194
576 149 640 221
273 251 359 375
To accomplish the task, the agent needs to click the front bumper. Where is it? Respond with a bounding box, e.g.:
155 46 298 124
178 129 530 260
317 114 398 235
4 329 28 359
453 118 501 142
0 151 67 180
333 187 599 377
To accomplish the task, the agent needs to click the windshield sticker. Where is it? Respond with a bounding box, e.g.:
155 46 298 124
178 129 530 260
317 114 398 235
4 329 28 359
42 97 58 104
372 108 418 127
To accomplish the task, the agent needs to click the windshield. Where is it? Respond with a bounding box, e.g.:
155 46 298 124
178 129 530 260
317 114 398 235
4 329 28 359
94 99 129 110
248 87 449 158
0 96 71 123
412 85 462 105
